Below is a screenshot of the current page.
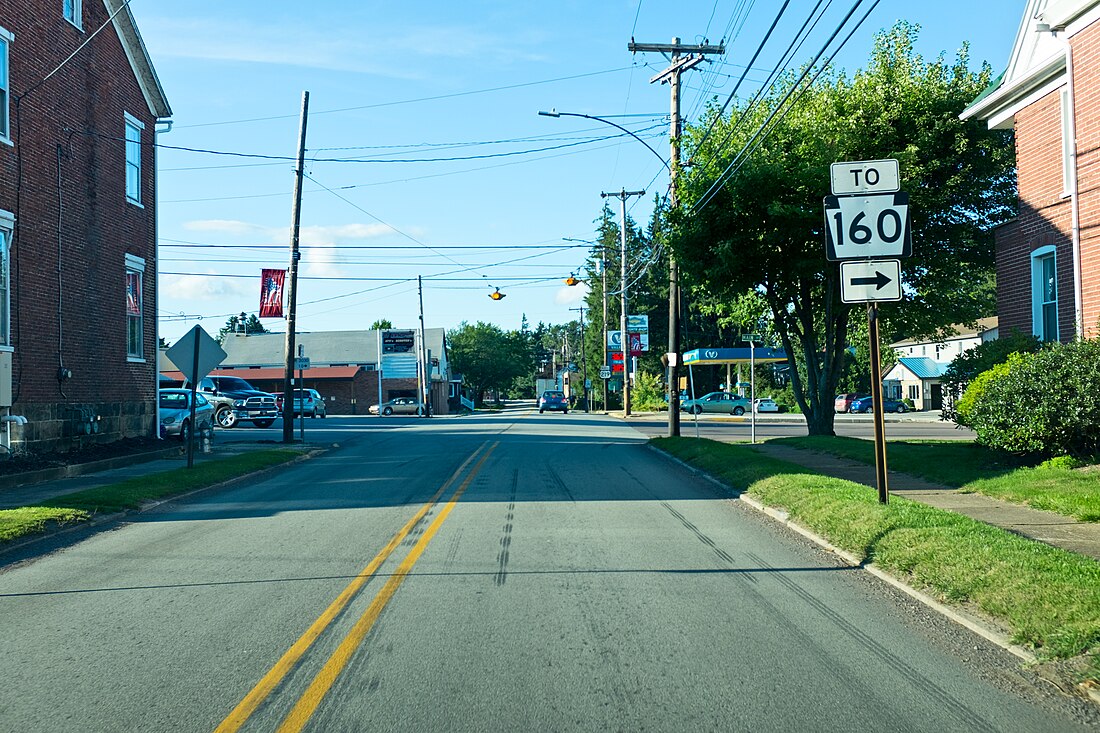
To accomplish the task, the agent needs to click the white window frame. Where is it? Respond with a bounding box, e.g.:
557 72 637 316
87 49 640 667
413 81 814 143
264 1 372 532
0 26 12 146
126 253 145 360
1061 89 1073 198
1031 245 1059 342
63 0 82 29
0 210 12 348
124 113 144 206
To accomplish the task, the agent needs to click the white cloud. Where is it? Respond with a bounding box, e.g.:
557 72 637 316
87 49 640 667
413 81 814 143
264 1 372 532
299 223 392 242
163 273 251 300
554 283 589 305
183 219 267 236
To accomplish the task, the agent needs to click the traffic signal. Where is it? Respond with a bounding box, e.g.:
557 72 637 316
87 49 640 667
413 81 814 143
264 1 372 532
564 273 579 286
488 288 506 301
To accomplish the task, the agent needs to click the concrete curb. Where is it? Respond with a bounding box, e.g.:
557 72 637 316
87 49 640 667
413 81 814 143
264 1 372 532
0 445 328 560
646 446 1070 674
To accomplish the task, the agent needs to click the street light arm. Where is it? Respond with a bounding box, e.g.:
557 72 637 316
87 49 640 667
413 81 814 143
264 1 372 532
539 110 670 172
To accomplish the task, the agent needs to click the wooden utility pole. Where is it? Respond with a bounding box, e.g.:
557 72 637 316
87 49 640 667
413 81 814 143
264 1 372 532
282 91 309 444
629 37 724 436
418 275 430 417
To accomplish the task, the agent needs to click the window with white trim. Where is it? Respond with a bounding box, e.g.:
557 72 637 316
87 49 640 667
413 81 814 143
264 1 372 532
124 114 143 204
1031 246 1059 342
126 254 144 359
907 384 920 401
1061 89 1074 197
0 211 11 346
63 0 82 28
0 27 11 143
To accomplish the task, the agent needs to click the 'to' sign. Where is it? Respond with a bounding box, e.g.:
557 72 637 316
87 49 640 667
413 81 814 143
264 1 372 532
830 159 899 195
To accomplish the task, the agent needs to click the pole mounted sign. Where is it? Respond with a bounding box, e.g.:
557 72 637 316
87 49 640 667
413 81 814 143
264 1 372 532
840 260 902 303
829 159 900 195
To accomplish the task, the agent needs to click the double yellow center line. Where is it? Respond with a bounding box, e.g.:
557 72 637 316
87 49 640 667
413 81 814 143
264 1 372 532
216 441 498 733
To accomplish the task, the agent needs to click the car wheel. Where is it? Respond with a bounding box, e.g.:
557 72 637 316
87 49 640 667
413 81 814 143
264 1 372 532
383 406 393 416
216 406 237 429
732 406 745 416
539 409 544 414
310 408 317 418
896 404 907 413
563 410 568 414
690 405 702 415
253 419 275 428
180 420 190 443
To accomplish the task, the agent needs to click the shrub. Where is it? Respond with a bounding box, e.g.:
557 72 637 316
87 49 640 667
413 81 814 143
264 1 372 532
958 339 1100 457
631 371 668 412
941 329 1041 422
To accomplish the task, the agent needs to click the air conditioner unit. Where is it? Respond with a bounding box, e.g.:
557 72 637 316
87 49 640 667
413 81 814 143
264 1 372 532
0 351 11 407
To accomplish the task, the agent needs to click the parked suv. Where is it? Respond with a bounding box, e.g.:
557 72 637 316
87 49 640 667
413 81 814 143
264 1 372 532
184 375 279 428
834 393 865 413
272 389 327 418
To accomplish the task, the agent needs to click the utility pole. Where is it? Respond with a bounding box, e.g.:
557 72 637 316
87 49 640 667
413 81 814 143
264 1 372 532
629 37 724 437
282 90 309 444
418 275 430 417
601 253 608 413
601 188 645 417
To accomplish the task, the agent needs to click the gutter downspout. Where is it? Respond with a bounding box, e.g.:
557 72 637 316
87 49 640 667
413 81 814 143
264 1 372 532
1063 37 1085 339
154 118 172 438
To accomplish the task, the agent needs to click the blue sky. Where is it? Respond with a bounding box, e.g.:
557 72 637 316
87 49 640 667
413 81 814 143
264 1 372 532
136 1 1024 345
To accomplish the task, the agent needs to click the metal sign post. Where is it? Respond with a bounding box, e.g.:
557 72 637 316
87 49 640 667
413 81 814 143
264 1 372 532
868 303 889 504
742 335 759 444
165 325 226 469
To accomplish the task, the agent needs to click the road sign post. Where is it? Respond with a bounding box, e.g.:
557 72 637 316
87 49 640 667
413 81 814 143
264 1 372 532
165 325 226 469
826 158 911 504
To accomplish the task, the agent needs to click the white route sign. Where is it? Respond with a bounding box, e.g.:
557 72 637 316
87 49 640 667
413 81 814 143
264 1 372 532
830 159 900 195
840 260 902 303
823 192 911 261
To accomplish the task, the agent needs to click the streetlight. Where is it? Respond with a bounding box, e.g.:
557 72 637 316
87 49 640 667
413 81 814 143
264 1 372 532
541 110 680 426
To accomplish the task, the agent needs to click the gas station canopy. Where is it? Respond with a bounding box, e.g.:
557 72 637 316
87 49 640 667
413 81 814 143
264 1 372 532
682 347 787 365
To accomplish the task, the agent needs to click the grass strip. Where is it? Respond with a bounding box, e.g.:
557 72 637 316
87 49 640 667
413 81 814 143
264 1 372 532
654 436 1100 666
771 436 1100 522
0 449 305 544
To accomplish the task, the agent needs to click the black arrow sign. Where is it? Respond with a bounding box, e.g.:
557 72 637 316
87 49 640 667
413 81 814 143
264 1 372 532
851 270 892 290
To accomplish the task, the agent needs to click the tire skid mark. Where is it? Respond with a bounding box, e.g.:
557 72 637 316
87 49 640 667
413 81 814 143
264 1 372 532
659 500 746 574
745 551 997 733
495 469 519 586
545 464 576 503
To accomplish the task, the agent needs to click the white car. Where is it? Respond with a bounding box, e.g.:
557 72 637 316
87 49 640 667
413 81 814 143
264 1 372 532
753 398 780 413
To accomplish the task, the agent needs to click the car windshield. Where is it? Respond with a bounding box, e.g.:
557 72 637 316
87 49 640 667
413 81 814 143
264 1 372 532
216 377 257 391
159 392 188 409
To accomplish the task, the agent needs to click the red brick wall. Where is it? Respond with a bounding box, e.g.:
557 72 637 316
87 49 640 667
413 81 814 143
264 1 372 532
0 1 162 450
1070 22 1100 337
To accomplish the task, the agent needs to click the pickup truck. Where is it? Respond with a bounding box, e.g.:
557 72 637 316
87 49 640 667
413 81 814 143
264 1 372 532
182 375 279 428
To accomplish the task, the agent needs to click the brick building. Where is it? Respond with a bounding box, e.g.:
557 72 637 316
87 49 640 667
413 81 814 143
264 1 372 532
0 1 170 452
962 0 1100 342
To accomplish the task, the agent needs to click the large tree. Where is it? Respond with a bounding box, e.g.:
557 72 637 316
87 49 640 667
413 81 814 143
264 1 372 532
448 321 531 406
673 23 1015 434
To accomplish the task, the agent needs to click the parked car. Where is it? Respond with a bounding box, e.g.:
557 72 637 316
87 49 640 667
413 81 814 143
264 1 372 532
369 397 425 416
680 391 752 415
183 375 279 428
272 389 327 418
159 389 215 441
538 390 569 414
753 398 780 413
850 396 908 414
834 393 866 413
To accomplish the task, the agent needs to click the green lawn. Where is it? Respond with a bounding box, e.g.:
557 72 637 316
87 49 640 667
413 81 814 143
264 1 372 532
654 437 1100 672
0 449 305 544
772 436 1100 522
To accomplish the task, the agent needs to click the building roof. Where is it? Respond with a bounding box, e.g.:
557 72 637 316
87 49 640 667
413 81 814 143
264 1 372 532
961 1 1100 129
890 317 998 348
160 366 363 382
218 328 448 370
894 357 949 380
104 0 172 119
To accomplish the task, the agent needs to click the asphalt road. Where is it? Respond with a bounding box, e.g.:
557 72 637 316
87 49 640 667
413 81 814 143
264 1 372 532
0 409 1091 732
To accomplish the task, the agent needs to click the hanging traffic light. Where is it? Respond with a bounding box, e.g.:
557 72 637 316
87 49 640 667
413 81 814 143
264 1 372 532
488 287 506 301
564 273 579 287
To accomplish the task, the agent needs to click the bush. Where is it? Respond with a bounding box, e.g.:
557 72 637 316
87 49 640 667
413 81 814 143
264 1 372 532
957 339 1100 457
941 329 1041 422
631 371 668 412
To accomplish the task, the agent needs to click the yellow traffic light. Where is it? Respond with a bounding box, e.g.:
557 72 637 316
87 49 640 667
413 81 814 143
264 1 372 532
488 288 506 301
564 273 579 287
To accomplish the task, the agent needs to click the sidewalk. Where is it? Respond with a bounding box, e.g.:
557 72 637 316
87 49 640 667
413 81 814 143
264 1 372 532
754 443 1100 561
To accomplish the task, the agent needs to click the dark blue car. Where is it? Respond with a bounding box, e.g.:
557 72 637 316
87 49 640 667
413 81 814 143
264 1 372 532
850 396 908 414
538 390 569 414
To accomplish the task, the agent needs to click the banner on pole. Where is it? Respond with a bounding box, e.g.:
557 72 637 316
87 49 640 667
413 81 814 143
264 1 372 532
259 268 286 318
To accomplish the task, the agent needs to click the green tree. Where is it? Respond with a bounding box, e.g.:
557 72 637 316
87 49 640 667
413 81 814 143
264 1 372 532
448 322 531 406
218 313 269 343
673 22 1015 434
370 319 394 330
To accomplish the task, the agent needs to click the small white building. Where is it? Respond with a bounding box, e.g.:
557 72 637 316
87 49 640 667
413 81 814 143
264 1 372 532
884 318 998 411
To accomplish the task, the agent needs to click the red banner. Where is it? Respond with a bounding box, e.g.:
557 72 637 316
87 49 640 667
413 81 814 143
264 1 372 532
259 268 286 318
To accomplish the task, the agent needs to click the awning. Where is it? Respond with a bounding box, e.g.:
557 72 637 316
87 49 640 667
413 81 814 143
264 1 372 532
682 347 788 366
